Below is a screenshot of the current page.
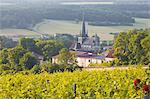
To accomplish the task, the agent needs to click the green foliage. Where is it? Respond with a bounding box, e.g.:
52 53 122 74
0 46 38 72
31 65 41 74
0 38 75 73
35 40 64 60
0 49 9 64
0 67 149 98
20 52 38 70
18 38 66 61
19 38 37 52
0 36 17 50
40 62 64 73
58 48 78 72
7 46 27 70
89 62 112 67
0 64 10 72
54 34 75 48
114 29 150 65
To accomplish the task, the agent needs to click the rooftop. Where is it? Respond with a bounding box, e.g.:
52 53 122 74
52 51 105 60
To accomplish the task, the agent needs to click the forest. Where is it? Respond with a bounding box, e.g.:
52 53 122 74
1 2 149 29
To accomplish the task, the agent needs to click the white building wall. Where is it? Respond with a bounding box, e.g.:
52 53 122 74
77 57 103 67
52 56 104 67
105 58 115 62
77 57 92 67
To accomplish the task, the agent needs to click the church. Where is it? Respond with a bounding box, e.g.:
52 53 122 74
71 17 101 53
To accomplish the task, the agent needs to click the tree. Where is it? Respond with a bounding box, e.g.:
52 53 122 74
141 31 150 64
113 32 129 65
0 36 17 50
20 52 38 70
0 46 38 72
0 49 9 64
7 46 27 70
58 48 78 71
113 29 150 65
41 62 61 73
127 30 149 64
19 38 37 52
55 34 75 48
35 40 64 60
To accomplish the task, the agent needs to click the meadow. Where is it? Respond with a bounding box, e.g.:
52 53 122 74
0 18 150 41
0 66 149 98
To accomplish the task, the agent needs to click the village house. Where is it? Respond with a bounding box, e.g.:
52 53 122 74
32 52 44 64
102 50 116 62
52 51 106 67
52 50 116 67
76 53 105 67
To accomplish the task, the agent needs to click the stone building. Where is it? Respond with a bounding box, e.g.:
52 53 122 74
71 16 101 53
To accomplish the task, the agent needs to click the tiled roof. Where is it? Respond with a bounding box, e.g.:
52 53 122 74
77 53 97 58
52 51 105 60
70 51 88 55
82 38 94 45
77 53 105 60
106 50 115 58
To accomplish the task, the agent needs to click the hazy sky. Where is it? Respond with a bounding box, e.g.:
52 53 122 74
1 0 149 2
0 0 150 5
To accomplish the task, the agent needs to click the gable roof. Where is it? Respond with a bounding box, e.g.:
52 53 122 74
82 38 93 45
106 50 115 58
52 51 105 60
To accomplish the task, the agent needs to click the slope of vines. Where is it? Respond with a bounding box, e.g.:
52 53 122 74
0 67 149 98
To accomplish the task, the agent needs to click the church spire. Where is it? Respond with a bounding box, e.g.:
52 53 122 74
81 13 88 37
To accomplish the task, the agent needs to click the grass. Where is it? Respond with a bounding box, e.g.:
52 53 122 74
0 18 150 41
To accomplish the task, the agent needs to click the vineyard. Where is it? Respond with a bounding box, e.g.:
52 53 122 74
0 67 149 98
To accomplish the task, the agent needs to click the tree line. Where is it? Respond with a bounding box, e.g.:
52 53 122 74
0 29 149 74
0 35 79 74
1 4 139 29
113 29 150 66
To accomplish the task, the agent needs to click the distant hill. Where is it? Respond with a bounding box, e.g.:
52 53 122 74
0 0 149 29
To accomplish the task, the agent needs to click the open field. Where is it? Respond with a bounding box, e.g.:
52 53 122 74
34 18 150 41
0 18 150 41
0 29 41 37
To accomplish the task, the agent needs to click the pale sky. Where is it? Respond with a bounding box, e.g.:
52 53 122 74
0 0 149 5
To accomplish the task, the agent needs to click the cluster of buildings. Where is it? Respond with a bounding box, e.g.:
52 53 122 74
52 17 115 67
52 50 115 67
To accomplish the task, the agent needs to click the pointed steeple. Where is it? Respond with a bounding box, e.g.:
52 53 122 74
81 13 88 37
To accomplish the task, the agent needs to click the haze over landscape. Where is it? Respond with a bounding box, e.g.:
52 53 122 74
0 0 150 41
0 0 150 98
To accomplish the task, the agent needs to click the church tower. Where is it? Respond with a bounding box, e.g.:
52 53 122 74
72 13 101 52
78 14 88 44
81 15 88 37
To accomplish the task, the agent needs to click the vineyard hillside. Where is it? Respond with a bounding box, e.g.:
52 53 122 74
0 66 149 98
